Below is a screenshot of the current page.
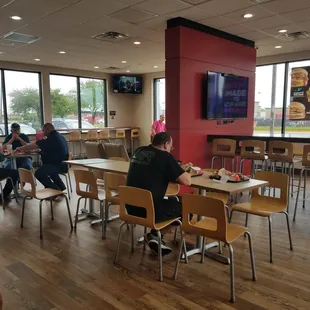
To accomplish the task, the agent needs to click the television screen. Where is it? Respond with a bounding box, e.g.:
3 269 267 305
204 71 249 119
112 75 142 94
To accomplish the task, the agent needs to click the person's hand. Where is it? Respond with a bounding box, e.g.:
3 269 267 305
14 147 22 154
182 162 193 172
12 133 19 140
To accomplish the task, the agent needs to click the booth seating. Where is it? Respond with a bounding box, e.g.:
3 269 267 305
293 145 310 221
211 138 236 172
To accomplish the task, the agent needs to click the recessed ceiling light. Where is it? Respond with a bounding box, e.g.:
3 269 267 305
275 45 282 48
278 29 287 33
134 41 141 45
154 65 158 68
126 70 130 73
243 13 253 18
94 66 99 69
11 16 22 20
59 51 66 54
34 58 40 61
121 60 127 63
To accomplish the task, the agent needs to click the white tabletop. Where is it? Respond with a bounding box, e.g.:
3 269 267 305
63 158 109 166
84 161 268 195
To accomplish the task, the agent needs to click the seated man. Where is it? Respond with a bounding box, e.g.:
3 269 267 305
126 132 191 255
15 123 68 191
0 149 19 204
3 123 32 170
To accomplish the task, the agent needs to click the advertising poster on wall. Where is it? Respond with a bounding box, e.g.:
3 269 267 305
289 66 310 120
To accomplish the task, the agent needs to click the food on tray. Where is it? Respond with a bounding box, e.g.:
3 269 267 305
209 168 250 182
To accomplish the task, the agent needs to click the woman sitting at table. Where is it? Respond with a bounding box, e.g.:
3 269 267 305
2 123 32 170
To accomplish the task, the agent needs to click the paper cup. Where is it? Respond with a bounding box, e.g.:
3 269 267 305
6 144 12 154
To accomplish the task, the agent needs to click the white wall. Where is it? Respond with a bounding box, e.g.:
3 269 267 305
132 71 165 146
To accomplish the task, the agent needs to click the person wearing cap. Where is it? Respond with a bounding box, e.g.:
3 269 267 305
2 123 32 170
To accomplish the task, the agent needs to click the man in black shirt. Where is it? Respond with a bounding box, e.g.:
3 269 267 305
126 132 191 255
15 123 69 191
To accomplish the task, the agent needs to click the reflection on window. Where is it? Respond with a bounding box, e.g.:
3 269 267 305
80 78 105 127
154 78 165 120
4 70 42 135
50 75 78 129
285 60 310 136
254 64 285 135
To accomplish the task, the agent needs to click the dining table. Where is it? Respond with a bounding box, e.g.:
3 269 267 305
68 159 268 264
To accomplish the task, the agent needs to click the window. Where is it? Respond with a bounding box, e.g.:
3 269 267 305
49 74 107 129
3 70 43 135
0 71 4 135
80 78 106 127
154 78 165 120
254 64 285 135
50 75 78 129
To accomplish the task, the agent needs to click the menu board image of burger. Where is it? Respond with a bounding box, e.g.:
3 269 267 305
289 66 310 120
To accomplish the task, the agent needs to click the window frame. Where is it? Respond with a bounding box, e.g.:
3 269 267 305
153 77 165 121
0 68 44 136
49 73 108 128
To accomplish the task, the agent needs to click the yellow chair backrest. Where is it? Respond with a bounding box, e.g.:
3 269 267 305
119 186 156 228
240 140 266 161
182 194 228 243
18 168 36 198
104 173 126 202
74 169 98 199
131 129 140 138
212 138 236 157
116 129 126 139
68 131 81 141
99 129 110 140
86 130 98 140
252 171 288 205
268 141 293 163
302 145 310 167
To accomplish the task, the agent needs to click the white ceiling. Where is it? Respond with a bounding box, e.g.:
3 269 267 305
0 0 309 73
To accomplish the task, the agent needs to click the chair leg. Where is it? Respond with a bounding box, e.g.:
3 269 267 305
227 243 235 303
131 224 135 252
8 177 18 203
156 230 163 282
293 169 303 221
143 226 147 251
20 196 27 227
64 195 73 229
229 210 234 223
64 175 70 200
303 169 307 209
268 216 273 263
74 197 83 229
173 227 178 244
50 199 54 220
244 231 257 281
281 211 293 251
200 237 206 263
173 233 185 280
114 222 126 264
245 213 248 227
0 183 4 210
100 201 104 239
39 200 43 239
68 172 73 193
103 200 110 239
225 205 230 220
218 241 223 254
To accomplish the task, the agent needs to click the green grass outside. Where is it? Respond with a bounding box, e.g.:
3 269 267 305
255 126 310 132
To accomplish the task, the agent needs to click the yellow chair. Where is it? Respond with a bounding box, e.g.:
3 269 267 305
68 131 82 158
73 170 105 231
130 128 140 154
85 130 98 141
114 186 185 281
211 138 236 172
230 171 293 263
98 129 110 142
103 173 127 238
19 168 73 239
115 129 127 149
173 194 256 303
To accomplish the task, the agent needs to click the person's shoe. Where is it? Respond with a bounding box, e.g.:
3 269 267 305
146 233 172 256
57 183 66 191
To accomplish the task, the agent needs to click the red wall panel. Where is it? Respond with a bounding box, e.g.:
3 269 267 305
165 25 256 171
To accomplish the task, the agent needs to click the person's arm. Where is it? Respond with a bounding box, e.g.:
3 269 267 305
2 134 14 147
177 172 191 186
14 142 39 153
16 134 30 146
166 155 192 187
151 121 157 135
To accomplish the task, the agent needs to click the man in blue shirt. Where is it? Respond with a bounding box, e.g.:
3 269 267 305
3 123 32 170
15 123 69 191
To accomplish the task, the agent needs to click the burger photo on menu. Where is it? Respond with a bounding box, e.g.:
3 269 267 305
291 68 309 87
289 102 306 119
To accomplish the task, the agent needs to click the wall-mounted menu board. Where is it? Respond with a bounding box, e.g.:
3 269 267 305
289 66 310 120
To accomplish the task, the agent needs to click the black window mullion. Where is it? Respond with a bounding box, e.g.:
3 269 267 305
77 77 82 128
38 72 44 126
281 62 289 135
103 79 108 127
1 70 9 136
153 78 158 121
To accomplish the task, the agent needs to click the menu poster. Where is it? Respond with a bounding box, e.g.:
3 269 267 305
289 66 310 120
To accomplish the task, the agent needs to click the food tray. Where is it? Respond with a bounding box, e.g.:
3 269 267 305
209 175 250 183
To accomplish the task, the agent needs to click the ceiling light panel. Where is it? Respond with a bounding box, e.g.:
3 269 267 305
197 0 255 15
109 7 157 23
134 0 191 15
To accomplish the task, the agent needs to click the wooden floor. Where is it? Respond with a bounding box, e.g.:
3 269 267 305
1 172 310 310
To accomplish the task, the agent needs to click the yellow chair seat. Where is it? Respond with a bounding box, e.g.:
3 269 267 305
232 196 286 217
205 192 229 204
194 218 248 243
35 189 64 200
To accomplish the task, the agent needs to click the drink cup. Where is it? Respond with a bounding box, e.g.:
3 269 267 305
6 144 12 154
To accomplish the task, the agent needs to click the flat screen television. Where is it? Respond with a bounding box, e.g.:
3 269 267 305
112 75 142 94
204 71 249 119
